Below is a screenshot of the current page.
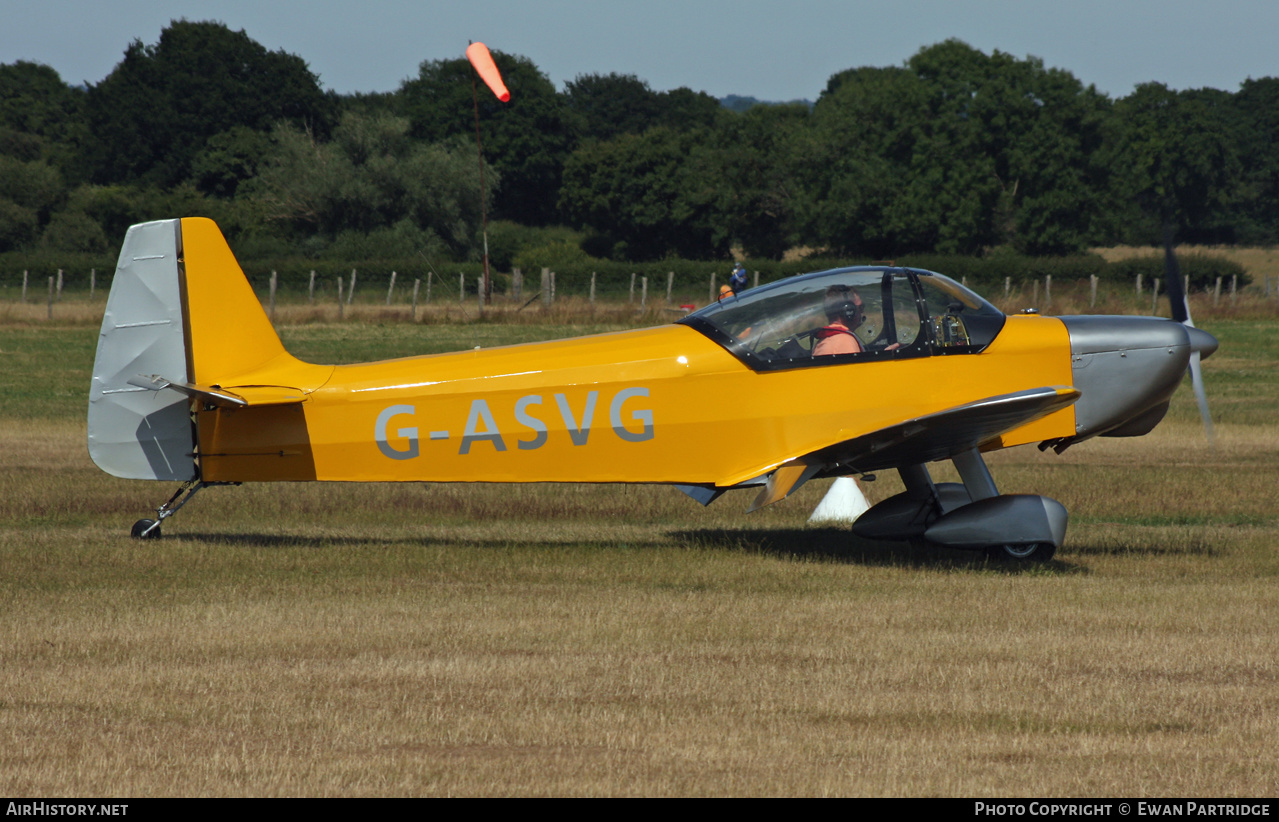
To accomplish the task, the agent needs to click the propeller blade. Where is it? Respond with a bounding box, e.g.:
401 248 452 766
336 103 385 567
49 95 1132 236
1188 351 1215 445
1163 225 1190 324
1162 224 1214 441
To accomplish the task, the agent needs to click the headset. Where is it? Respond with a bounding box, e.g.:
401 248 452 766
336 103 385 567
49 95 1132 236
823 285 865 329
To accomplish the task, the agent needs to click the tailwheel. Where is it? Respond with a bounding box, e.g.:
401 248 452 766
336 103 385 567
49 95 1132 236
129 479 232 540
131 518 161 539
987 542 1056 563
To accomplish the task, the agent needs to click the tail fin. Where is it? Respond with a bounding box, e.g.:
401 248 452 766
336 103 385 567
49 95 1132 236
180 217 291 384
88 218 298 480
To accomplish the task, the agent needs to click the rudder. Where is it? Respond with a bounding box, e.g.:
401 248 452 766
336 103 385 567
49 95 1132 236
88 219 195 480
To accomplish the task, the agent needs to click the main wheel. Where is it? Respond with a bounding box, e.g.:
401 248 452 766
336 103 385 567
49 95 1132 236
987 542 1055 563
131 518 161 539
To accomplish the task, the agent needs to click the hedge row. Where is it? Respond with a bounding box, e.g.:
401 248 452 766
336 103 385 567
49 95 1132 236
0 249 1250 296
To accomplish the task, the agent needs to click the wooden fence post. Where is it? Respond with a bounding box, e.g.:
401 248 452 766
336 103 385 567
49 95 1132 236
666 271 673 304
512 267 522 301
386 271 397 306
590 272 596 312
348 269 357 305
1136 273 1143 296
47 277 53 319
1151 278 1160 314
1045 274 1051 307
641 276 648 312
309 270 316 304
541 268 550 310
426 271 432 304
412 278 420 321
459 272 465 304
754 270 760 289
1004 276 1010 298
1213 276 1222 307
90 268 96 301
22 270 27 303
56 269 63 302
269 270 277 320
709 271 716 303
1090 274 1098 308
629 272 636 303
337 277 345 320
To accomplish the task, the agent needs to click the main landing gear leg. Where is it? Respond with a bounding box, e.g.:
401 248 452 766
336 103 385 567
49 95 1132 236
131 480 233 539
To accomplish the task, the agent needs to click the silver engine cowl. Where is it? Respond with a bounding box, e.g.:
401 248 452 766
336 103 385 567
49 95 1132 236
1058 316 1217 442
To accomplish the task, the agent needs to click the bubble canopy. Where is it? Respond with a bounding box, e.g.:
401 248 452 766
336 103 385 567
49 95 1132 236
678 267 1006 372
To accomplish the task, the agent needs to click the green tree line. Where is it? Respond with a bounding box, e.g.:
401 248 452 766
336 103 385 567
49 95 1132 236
3 21 1276 268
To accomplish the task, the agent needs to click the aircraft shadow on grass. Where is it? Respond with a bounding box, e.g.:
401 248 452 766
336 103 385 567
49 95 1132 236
167 531 676 553
667 527 1084 573
165 526 1217 573
1064 539 1221 557
164 528 1081 574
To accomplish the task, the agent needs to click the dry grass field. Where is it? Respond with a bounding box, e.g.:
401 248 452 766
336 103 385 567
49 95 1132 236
1093 244 1279 282
1 284 1277 797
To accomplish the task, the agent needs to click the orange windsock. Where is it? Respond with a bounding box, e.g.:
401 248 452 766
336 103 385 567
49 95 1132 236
466 42 510 102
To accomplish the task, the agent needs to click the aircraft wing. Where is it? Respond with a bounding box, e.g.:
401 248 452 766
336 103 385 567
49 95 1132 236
722 385 1079 512
809 385 1079 474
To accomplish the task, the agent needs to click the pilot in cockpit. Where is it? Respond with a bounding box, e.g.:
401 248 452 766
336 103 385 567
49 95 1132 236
812 285 865 356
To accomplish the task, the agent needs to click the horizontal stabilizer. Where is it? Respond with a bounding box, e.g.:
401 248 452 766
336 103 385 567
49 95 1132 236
128 374 246 407
127 375 307 408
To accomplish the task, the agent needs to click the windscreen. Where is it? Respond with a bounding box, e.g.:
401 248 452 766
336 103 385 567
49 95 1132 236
914 272 1006 351
682 268 927 369
680 267 1005 370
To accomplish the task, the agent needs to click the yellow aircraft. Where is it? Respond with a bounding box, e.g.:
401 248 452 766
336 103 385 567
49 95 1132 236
89 218 1217 561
